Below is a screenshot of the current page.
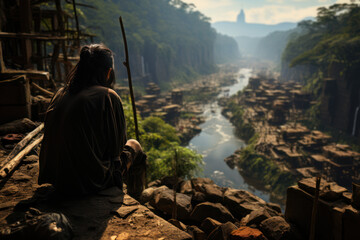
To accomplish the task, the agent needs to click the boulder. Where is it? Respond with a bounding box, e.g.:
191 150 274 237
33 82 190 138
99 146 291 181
190 202 234 223
191 192 207 206
187 225 206 240
224 155 236 169
148 179 161 188
230 226 268 240
112 205 139 219
168 219 187 231
140 187 155 204
265 202 282 214
223 188 266 219
197 183 224 203
245 208 278 227
259 216 290 240
208 222 238 240
200 217 222 235
161 176 183 189
151 187 192 220
191 178 214 190
180 180 193 194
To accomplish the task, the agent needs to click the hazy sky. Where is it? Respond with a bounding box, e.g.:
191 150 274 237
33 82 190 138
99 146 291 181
182 0 353 24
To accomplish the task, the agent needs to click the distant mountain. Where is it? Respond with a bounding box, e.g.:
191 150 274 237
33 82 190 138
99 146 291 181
212 9 297 38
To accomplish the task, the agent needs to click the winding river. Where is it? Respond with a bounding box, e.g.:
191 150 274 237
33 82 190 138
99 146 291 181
188 68 272 203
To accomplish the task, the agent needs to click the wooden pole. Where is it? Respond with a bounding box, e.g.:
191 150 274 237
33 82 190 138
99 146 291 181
0 135 43 178
172 148 178 220
119 17 140 142
31 82 54 97
0 123 44 169
72 0 81 48
309 176 321 240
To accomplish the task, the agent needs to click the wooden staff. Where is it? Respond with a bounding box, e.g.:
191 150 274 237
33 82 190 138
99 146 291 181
119 16 140 142
309 176 321 240
172 148 178 220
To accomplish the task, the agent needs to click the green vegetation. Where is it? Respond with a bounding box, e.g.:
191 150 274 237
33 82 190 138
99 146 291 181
224 97 255 142
214 34 241 64
223 95 296 196
238 135 296 196
283 3 360 146
283 3 360 96
123 100 203 181
75 0 218 88
183 89 220 103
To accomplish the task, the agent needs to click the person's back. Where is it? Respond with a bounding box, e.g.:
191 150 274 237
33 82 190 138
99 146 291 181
38 44 143 195
38 85 126 195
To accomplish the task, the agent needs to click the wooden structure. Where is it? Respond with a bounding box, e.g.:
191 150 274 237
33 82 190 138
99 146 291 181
0 0 94 124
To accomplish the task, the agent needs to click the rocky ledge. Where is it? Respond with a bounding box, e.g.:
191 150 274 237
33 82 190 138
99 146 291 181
141 177 300 240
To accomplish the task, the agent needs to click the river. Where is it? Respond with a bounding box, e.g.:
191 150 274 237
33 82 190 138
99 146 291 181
188 68 272 203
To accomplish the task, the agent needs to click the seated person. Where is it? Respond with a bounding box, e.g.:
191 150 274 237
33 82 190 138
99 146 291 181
38 44 144 196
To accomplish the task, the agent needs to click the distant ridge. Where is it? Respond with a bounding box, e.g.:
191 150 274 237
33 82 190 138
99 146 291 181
212 9 297 37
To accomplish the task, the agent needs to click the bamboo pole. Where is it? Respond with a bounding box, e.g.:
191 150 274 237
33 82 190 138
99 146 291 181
0 135 43 178
0 123 44 169
119 16 139 142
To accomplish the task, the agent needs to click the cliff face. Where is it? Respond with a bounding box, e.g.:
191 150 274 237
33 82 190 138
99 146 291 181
280 61 315 84
279 4 360 139
320 63 360 137
79 0 217 89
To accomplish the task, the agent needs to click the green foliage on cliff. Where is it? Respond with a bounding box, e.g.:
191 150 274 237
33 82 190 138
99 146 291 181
282 3 360 139
123 102 203 181
76 0 217 88
214 34 241 64
282 3 360 95
238 136 296 196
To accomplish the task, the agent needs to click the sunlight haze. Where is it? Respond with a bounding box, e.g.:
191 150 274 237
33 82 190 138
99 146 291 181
182 0 354 24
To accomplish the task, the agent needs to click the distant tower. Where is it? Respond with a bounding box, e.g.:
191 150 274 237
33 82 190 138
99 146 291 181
237 9 245 23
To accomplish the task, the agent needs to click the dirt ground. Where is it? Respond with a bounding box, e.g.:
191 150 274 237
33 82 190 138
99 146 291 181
0 151 191 240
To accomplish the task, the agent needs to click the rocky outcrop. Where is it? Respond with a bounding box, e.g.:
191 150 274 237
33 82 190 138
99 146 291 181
142 177 291 240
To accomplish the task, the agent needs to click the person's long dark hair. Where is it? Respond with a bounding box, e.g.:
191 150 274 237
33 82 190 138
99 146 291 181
65 44 115 94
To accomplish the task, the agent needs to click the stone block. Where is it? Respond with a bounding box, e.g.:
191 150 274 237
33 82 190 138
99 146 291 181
285 185 348 240
343 207 360 240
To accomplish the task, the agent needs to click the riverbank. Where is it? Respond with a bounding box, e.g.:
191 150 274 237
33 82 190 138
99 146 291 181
221 76 360 203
